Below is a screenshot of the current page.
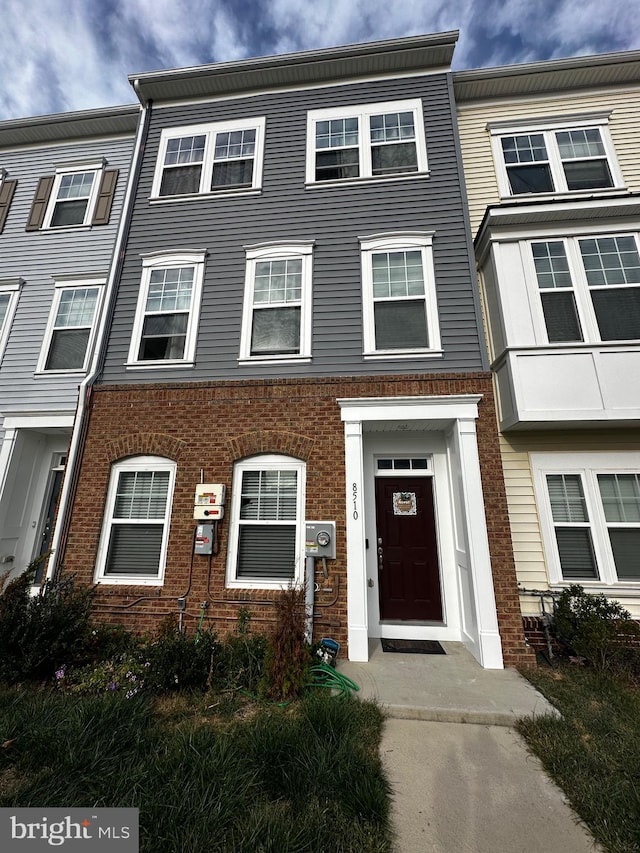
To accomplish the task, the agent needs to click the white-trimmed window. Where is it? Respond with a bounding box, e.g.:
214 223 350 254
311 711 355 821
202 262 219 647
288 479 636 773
533 452 640 587
37 278 104 373
95 456 176 585
529 234 640 343
0 278 22 362
306 99 428 184
360 232 440 357
240 243 313 362
26 161 119 231
152 118 266 198
491 116 622 198
128 251 205 367
226 455 305 589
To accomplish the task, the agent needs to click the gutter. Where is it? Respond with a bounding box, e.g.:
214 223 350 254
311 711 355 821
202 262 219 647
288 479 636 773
45 91 152 582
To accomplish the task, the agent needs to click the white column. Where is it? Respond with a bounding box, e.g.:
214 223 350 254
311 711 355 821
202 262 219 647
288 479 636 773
343 419 369 661
455 417 504 669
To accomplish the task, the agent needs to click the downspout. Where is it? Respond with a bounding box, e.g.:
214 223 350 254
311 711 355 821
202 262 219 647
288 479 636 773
45 90 152 583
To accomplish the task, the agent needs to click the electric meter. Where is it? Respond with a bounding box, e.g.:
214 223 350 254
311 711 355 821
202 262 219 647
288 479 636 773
305 521 336 559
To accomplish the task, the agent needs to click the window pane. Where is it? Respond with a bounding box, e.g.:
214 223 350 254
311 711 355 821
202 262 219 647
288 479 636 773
608 529 640 579
371 142 417 175
580 236 640 286
55 288 98 327
372 251 424 298
105 524 163 576
45 328 90 370
147 268 194 312
374 300 428 349
541 291 583 342
251 307 300 354
160 164 202 196
57 172 94 200
547 474 589 522
0 294 10 330
563 160 612 191
237 525 296 579
532 242 572 289
164 136 205 166
240 469 297 521
51 199 89 227
214 129 255 159
555 528 599 579
316 118 359 149
598 474 640 523
502 134 548 163
211 159 253 189
139 313 188 360
253 259 302 304
507 164 553 194
315 148 359 181
556 129 606 159
591 288 640 340
114 470 170 519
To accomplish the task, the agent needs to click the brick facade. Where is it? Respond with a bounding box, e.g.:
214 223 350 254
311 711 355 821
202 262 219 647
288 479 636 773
60 372 533 666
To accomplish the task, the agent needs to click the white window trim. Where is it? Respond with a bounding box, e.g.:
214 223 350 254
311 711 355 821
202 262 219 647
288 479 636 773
490 114 624 200
239 242 313 363
35 277 105 374
127 250 206 368
42 160 105 229
523 231 640 345
305 98 428 186
95 455 176 586
532 451 640 591
359 231 441 357
151 117 266 199
0 278 22 364
225 454 306 590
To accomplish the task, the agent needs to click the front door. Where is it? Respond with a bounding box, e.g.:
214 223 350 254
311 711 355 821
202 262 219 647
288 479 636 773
34 462 65 583
375 476 443 621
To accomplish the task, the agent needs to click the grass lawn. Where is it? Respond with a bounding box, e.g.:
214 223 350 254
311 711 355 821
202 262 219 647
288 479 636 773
518 663 640 853
0 687 392 853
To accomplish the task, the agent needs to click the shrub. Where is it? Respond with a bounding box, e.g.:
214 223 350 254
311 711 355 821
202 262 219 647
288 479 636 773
260 586 311 702
142 621 220 693
214 609 268 694
0 564 94 683
552 584 640 670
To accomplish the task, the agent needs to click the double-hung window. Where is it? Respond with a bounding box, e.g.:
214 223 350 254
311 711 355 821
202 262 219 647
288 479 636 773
25 161 119 231
534 453 640 586
306 99 428 184
530 234 640 343
0 278 22 363
128 251 205 367
491 116 621 197
152 118 266 198
226 455 305 589
37 278 104 372
95 456 176 585
240 243 313 362
360 233 440 356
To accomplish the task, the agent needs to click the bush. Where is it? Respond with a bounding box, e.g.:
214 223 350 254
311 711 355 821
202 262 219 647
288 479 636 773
143 624 220 693
552 584 640 670
0 565 94 683
260 586 311 702
213 609 268 694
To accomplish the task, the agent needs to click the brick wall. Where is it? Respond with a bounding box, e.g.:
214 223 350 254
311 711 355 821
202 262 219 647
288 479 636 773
61 372 533 666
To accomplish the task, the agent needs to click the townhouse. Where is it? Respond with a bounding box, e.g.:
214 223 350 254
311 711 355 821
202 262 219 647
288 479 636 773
0 106 139 585
50 32 530 668
454 50 640 639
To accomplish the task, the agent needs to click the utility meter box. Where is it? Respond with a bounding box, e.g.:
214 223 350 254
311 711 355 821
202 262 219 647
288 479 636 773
194 483 226 520
305 521 336 559
195 523 214 555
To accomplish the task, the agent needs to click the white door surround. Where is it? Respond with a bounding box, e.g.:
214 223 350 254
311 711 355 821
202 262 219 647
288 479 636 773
338 395 504 669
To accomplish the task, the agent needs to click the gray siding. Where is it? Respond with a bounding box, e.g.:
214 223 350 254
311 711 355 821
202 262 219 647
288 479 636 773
0 135 135 413
102 73 485 383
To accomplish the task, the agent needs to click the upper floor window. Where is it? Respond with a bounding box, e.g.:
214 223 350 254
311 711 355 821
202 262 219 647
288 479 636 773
240 243 313 362
95 456 176 585
152 118 266 198
25 161 119 231
490 116 622 198
530 234 640 343
306 99 428 185
226 454 305 589
360 233 440 357
37 278 104 373
533 452 640 587
0 278 22 363
127 251 206 367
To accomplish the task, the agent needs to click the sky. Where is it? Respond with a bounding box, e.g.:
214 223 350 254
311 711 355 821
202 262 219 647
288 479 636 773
1 0 640 121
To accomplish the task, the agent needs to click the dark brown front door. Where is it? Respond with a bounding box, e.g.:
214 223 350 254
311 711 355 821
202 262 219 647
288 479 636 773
375 476 443 621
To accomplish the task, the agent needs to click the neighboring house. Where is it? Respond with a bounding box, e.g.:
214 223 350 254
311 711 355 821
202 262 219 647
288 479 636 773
0 106 139 584
56 33 532 668
454 51 640 639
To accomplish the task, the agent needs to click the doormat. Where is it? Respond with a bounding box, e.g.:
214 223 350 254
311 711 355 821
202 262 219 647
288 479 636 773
381 639 446 655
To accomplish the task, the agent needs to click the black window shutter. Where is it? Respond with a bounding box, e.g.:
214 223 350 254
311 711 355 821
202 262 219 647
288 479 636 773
91 169 119 225
25 175 54 231
0 179 17 234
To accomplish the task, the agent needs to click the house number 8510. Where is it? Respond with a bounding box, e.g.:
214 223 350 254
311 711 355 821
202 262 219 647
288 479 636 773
352 482 358 520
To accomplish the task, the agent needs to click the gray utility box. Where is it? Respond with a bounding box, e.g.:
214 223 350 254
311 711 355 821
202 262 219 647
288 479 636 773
305 521 336 559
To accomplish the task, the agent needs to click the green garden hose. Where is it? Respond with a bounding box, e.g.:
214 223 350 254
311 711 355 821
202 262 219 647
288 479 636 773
307 663 360 698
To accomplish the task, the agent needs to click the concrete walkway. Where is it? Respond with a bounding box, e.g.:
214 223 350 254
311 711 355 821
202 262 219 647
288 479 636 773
337 641 602 852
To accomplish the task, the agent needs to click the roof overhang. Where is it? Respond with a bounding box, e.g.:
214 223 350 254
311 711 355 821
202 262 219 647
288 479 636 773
129 31 458 105
0 105 140 149
454 49 640 103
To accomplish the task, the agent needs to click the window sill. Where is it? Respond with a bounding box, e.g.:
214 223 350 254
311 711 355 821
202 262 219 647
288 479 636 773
238 355 311 366
551 581 640 595
226 579 300 591
37 223 93 233
94 577 164 586
363 349 443 360
149 188 262 203
500 186 628 203
125 360 195 370
34 368 86 377
305 171 430 190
